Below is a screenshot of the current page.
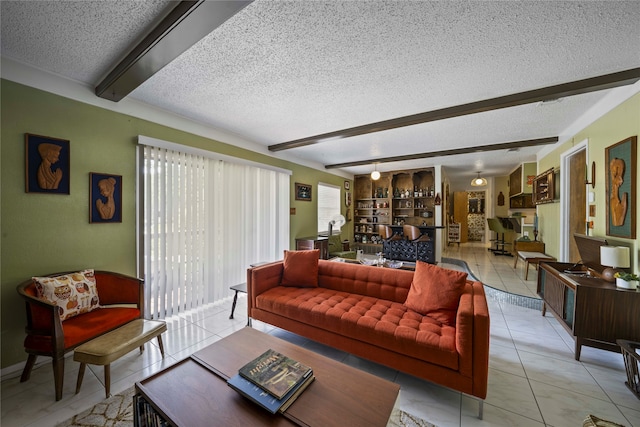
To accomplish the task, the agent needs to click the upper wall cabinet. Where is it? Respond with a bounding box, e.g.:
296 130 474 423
509 162 537 197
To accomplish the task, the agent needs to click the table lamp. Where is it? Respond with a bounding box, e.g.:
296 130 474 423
600 246 630 282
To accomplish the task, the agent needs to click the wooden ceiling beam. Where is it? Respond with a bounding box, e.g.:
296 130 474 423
96 1 252 102
324 137 559 169
269 68 640 152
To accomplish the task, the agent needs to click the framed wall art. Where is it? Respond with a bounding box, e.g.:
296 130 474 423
25 133 70 194
295 182 312 201
90 173 122 223
605 136 636 239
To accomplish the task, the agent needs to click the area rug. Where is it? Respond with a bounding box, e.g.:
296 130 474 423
57 387 436 427
55 388 135 427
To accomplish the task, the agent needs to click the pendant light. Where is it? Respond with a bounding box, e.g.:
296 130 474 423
371 164 380 180
471 172 487 187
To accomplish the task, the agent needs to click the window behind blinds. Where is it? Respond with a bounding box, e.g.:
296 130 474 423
317 182 341 235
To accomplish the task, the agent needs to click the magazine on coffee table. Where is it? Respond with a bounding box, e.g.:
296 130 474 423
238 348 313 399
228 372 315 414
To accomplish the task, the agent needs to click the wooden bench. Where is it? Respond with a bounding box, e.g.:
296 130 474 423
514 251 557 280
74 319 166 397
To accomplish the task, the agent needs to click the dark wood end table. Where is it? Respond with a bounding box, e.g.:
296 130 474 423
229 282 247 319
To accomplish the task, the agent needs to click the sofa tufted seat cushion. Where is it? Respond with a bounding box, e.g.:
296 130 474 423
256 286 458 370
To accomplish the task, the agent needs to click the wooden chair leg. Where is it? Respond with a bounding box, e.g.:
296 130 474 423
157 335 165 358
52 357 65 401
75 363 86 394
104 365 111 398
20 354 37 382
525 262 530 280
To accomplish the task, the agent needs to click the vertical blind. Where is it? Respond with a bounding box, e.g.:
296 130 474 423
139 143 290 319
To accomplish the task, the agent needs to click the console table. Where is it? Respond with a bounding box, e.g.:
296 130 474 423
537 262 640 360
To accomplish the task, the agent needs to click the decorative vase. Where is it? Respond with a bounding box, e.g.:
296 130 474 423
616 278 639 290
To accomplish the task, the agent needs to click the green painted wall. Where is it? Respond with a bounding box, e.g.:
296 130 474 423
493 176 510 219
1 79 353 368
537 93 640 268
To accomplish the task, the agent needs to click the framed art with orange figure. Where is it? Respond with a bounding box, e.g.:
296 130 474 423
90 173 122 223
25 133 70 194
605 136 636 239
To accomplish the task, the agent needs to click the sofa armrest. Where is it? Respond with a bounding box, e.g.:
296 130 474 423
94 271 143 311
247 261 283 314
471 282 490 399
17 280 65 355
455 280 490 399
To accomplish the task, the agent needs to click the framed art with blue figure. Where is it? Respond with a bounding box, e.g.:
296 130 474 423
605 136 636 239
25 133 70 194
90 172 122 223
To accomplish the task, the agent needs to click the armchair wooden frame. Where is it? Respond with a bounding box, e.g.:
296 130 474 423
16 270 143 400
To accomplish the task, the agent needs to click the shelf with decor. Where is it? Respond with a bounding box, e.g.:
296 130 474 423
533 168 556 205
389 168 436 226
354 175 391 246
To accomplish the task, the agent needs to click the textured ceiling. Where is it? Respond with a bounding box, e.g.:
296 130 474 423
2 0 640 189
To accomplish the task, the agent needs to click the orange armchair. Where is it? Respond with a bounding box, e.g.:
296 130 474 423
17 270 143 400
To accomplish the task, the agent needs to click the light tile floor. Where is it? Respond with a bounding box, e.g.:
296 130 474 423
444 241 541 299
2 243 639 427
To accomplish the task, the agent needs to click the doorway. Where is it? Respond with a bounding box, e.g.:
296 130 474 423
467 191 486 242
560 140 588 262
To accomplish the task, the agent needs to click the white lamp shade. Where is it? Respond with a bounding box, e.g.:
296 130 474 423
470 172 487 186
371 170 381 180
471 177 487 186
600 246 630 268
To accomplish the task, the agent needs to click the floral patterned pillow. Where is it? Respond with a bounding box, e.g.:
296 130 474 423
33 269 101 321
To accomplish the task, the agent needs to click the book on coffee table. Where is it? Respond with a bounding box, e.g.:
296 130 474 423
238 348 313 399
227 372 315 414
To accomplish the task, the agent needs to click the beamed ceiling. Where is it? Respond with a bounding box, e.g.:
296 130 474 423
2 0 640 189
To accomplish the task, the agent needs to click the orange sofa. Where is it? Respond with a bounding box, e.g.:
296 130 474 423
17 270 143 400
248 259 490 415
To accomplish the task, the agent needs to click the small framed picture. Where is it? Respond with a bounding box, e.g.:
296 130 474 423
90 173 122 223
295 182 312 201
344 181 350 190
25 133 70 194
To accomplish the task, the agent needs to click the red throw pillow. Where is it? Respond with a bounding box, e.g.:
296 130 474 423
281 250 319 287
404 261 468 325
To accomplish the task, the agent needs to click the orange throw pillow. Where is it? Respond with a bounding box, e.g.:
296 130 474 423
281 250 320 287
404 261 467 325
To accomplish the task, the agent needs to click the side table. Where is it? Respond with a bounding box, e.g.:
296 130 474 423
229 262 268 324
229 283 246 320
514 251 556 280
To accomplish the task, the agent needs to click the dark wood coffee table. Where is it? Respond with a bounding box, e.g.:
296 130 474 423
135 327 400 426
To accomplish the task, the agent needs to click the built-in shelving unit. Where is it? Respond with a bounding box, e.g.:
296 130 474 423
353 168 436 249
